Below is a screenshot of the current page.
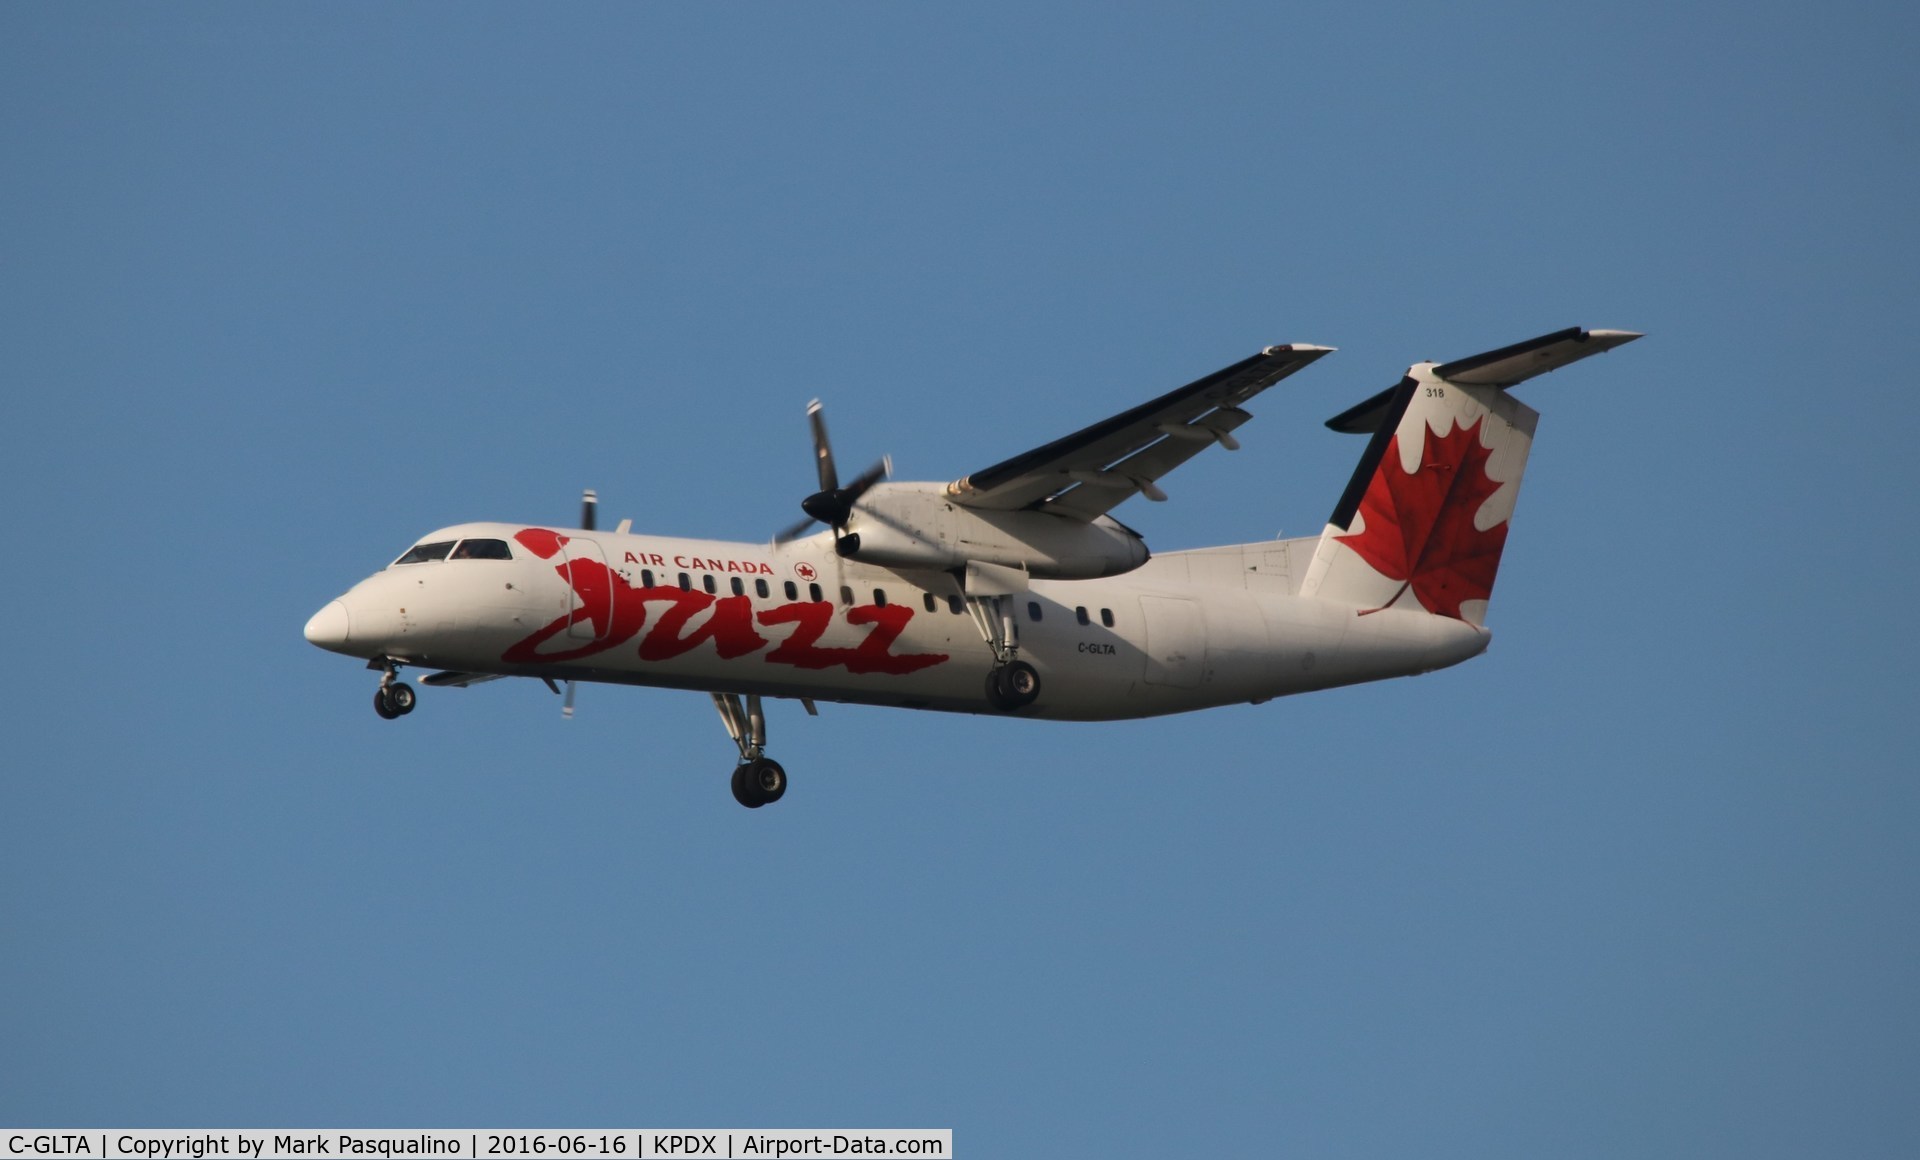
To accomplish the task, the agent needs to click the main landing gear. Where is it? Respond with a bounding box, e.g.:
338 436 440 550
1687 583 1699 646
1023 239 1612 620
713 692 787 809
963 591 1041 712
370 658 416 719
985 659 1040 711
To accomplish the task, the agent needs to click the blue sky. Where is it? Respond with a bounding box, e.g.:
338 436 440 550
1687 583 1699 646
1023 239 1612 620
3 3 1916 1156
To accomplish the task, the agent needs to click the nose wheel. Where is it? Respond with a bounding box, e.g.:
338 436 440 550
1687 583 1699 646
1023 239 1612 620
373 683 416 718
371 659 416 719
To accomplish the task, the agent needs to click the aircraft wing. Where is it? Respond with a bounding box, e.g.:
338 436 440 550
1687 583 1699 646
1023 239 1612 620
945 343 1335 520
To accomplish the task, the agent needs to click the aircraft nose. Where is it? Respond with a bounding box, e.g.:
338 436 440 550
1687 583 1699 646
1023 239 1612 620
304 600 352 651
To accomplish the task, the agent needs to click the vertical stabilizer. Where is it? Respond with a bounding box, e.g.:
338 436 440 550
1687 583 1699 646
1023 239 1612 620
1299 327 1638 625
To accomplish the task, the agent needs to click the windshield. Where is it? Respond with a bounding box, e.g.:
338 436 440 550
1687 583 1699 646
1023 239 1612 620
450 538 513 560
392 540 456 566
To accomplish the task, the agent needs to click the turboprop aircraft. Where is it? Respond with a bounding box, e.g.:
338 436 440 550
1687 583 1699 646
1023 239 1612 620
305 326 1639 807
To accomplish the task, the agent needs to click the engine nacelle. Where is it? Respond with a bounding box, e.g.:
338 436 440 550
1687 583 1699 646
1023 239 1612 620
838 482 1148 579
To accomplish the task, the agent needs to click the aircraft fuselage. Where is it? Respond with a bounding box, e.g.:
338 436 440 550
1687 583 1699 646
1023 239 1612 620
305 521 1489 721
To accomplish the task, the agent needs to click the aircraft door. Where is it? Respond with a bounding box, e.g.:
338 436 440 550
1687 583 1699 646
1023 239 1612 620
1139 595 1206 688
561 537 612 641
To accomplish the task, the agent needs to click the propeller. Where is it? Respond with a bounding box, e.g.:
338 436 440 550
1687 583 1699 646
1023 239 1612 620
776 400 889 549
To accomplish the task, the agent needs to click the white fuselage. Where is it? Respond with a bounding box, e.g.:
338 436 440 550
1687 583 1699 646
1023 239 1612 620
305 521 1490 720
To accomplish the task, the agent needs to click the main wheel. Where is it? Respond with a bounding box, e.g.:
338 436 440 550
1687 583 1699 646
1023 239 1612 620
986 661 1040 711
373 687 401 719
731 758 788 808
731 762 764 809
387 682 416 715
752 758 787 805
1001 661 1040 706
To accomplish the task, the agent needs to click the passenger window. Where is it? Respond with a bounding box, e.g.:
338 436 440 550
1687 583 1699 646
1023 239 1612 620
1076 606 1090 626
393 540 456 566
785 580 799 601
450 538 513 560
873 588 887 607
948 595 964 614
809 582 823 602
755 578 770 599
840 585 854 606
923 593 937 613
1028 601 1042 622
730 576 745 597
1101 608 1114 627
641 569 655 588
677 572 692 591
703 575 718 594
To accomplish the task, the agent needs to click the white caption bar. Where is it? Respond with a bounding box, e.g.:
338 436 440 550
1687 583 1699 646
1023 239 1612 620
2 1132 951 1160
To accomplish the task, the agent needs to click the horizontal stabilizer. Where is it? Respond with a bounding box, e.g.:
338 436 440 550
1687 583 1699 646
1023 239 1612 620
1434 326 1641 387
1327 327 1642 433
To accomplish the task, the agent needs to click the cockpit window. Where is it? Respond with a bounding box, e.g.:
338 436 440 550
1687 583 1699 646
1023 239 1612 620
450 538 513 560
393 540 456 565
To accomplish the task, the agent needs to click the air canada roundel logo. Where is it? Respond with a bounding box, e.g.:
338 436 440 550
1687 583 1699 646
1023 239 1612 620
793 561 819 582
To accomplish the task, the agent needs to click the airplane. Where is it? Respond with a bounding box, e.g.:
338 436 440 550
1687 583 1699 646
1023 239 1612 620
304 325 1640 808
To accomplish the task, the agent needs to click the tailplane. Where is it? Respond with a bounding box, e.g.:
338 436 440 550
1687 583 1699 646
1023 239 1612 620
1299 327 1639 625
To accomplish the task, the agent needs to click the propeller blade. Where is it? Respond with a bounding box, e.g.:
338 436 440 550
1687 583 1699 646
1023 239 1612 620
807 400 838 494
562 680 577 719
774 515 821 543
581 489 598 531
841 456 891 502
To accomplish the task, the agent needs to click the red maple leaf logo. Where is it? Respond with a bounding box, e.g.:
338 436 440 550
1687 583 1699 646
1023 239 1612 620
1335 416 1510 621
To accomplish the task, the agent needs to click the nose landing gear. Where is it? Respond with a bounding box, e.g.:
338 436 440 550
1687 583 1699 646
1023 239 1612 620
373 683 416 718
713 691 788 808
370 658 416 719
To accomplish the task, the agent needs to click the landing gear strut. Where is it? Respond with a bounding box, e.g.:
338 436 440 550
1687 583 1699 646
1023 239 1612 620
963 590 1041 712
371 658 415 719
714 692 787 808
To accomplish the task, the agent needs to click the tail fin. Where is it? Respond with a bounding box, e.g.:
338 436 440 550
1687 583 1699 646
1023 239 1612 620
1299 327 1640 625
